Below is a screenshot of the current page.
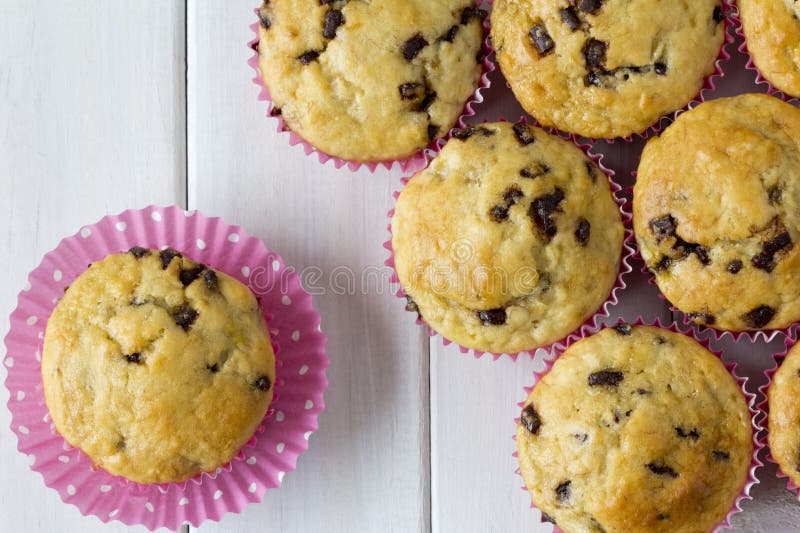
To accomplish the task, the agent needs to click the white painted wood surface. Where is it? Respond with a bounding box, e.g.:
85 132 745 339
1 1 800 532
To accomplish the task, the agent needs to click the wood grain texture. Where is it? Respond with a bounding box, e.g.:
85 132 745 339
0 1 186 531
186 2 430 531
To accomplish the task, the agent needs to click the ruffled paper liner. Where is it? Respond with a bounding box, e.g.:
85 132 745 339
383 119 635 360
730 1 800 104
247 1 495 173
626 180 795 343
486 0 734 143
513 318 763 532
2 206 329 530
757 326 800 497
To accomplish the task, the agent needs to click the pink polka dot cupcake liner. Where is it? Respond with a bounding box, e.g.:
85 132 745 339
731 1 800 104
247 1 495 173
383 122 635 360
512 318 763 532
757 327 800 497
2 205 328 530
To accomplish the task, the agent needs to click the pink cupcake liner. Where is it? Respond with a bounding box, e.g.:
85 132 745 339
487 0 734 143
757 326 800 496
247 2 495 173
626 180 795 343
383 119 635 361
2 206 329 530
731 1 800 104
512 318 763 532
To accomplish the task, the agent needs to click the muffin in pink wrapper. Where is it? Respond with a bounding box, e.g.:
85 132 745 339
734 0 800 101
759 328 800 497
633 93 800 342
489 0 733 141
3 206 328 530
248 0 494 172
385 119 633 360
514 320 762 533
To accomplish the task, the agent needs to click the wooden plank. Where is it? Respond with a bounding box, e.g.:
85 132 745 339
0 1 187 531
186 2 430 532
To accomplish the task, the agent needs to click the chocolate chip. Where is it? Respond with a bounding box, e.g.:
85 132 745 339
258 8 271 29
125 353 142 364
427 124 439 142
530 188 565 239
513 122 536 145
323 9 344 39
203 269 218 291
160 248 182 269
207 363 219 373
521 162 550 178
402 34 428 61
270 107 282 116
742 305 775 329
561 6 581 30
675 427 700 440
687 312 715 326
583 39 607 68
477 308 507 325
713 450 730 461
713 4 724 23
649 215 676 242
399 82 424 100
655 256 673 271
588 370 624 387
541 513 557 524
129 246 150 258
577 0 604 14
613 323 631 335
441 25 459 43
575 218 591 246
504 186 523 205
180 265 205 287
173 305 198 331
255 375 272 391
636 388 650 395
727 260 743 274
452 127 475 139
752 231 792 272
646 462 678 478
521 404 541 434
405 295 419 314
417 91 437 112
675 238 710 265
529 23 555 57
555 480 571 503
587 70 604 87
461 6 486 25
490 205 510 222
654 62 668 75
768 186 782 205
298 50 321 64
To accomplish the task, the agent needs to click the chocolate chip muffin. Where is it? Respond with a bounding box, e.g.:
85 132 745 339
517 325 753 533
42 248 276 484
767 340 800 488
739 0 800 98
391 121 624 354
634 94 800 332
256 0 486 163
491 0 725 138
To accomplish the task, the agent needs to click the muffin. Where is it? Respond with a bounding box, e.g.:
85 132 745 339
739 0 800 98
256 0 486 163
391 121 624 354
767 341 800 488
42 247 276 484
490 0 725 138
517 325 753 533
634 93 800 332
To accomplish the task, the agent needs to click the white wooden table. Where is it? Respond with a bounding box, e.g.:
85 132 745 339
1 2 800 532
